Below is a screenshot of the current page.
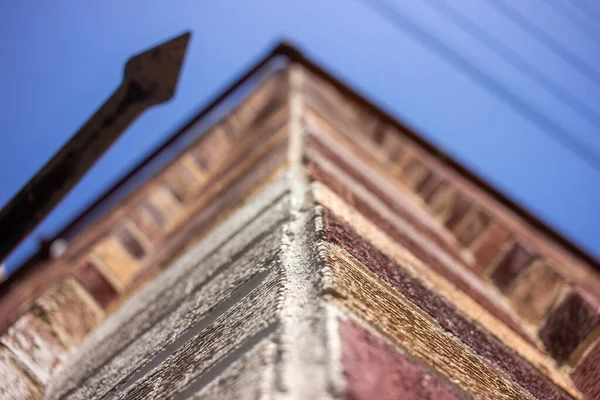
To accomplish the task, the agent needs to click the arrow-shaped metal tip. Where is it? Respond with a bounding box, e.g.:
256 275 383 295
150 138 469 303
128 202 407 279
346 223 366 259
0 31 193 266
124 31 192 105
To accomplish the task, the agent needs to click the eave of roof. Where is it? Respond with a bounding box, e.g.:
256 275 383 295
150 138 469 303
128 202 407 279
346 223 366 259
2 40 597 295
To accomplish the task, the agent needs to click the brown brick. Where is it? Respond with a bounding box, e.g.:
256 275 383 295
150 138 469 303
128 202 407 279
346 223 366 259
73 260 119 309
115 225 146 260
162 162 203 203
220 110 243 136
143 201 166 228
91 235 139 291
490 242 536 293
0 345 42 400
470 223 512 274
180 153 210 185
192 127 230 171
146 185 185 232
427 184 458 223
322 233 564 399
37 278 104 349
250 99 288 137
400 156 431 189
539 291 600 363
451 208 490 247
130 204 162 243
1 310 65 383
416 173 445 202
444 193 472 230
508 261 563 324
339 317 462 400
242 74 284 123
190 145 209 170
380 128 408 166
571 340 600 399
320 207 550 360
355 108 380 138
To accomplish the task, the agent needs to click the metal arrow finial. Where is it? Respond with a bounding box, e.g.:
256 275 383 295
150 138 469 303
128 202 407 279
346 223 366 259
0 31 192 264
124 31 191 105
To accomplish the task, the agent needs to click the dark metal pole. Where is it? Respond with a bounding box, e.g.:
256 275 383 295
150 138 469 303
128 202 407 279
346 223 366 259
0 32 191 263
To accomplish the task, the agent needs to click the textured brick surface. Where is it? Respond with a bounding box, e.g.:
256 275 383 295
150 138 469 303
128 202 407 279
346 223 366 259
339 317 462 400
1 311 65 383
452 208 490 247
73 261 119 309
426 183 457 222
314 188 587 391
37 278 103 349
163 162 203 203
129 207 161 244
309 162 446 273
5 54 600 400
470 223 512 274
310 168 534 343
401 156 431 189
91 236 139 291
0 345 42 400
321 209 566 399
115 225 146 260
146 185 185 231
381 128 408 167
114 270 281 400
443 193 472 230
65 239 281 400
571 340 600 399
46 178 290 400
304 76 375 144
305 156 463 271
138 202 166 231
323 245 536 400
416 172 445 202
509 261 563 323
192 340 273 400
540 291 600 363
240 74 286 126
490 242 536 292
305 132 462 260
193 127 231 171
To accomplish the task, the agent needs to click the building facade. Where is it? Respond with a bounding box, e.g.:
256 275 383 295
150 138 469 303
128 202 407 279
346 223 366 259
1 43 599 399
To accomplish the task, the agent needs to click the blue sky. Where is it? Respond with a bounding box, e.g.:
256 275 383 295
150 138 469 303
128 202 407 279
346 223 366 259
1 0 599 272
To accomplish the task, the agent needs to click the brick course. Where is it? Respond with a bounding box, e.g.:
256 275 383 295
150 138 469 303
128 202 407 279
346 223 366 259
540 291 600 363
339 317 462 400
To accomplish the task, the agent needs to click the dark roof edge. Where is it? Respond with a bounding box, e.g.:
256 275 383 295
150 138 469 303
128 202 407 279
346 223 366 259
54 44 284 242
4 40 598 292
0 41 286 292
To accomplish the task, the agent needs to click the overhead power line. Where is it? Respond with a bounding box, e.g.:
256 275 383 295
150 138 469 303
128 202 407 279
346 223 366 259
485 0 600 89
356 0 600 172
566 0 600 22
422 0 600 129
543 0 600 43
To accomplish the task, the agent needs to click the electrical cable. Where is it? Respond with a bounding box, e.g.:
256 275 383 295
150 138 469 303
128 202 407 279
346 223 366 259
484 0 600 89
356 0 600 171
422 0 600 129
